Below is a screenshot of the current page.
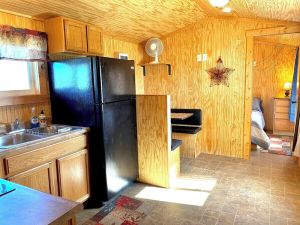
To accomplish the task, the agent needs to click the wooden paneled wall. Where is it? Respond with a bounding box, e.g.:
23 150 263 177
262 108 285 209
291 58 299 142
143 17 296 158
253 41 297 131
0 11 144 123
0 11 44 31
0 103 51 124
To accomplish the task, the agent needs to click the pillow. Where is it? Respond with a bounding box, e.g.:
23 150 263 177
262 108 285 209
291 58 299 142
252 97 263 112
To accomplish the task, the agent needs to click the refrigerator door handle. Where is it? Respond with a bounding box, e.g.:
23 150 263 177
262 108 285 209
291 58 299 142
99 61 105 104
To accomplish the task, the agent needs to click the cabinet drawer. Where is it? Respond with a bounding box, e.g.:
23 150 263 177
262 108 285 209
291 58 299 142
275 106 289 113
274 113 289 119
274 119 294 132
275 99 290 107
4 135 87 175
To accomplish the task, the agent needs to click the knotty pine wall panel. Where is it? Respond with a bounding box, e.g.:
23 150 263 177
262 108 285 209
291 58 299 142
0 102 51 124
0 11 44 31
143 17 295 158
253 41 296 131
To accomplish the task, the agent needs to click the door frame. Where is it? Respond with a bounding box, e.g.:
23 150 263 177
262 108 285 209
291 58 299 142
243 25 300 159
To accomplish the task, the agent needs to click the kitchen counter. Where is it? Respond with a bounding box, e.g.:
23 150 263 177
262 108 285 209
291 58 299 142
0 126 88 158
0 179 82 225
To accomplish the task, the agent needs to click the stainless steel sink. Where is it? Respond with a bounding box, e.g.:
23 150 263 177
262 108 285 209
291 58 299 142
0 133 43 149
25 125 81 136
0 125 82 149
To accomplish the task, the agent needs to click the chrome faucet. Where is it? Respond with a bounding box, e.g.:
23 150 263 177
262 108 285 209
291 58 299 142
13 118 20 131
0 119 25 135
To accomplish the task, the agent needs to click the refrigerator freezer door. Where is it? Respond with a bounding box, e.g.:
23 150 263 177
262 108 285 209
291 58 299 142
99 57 136 103
48 58 97 127
101 100 137 200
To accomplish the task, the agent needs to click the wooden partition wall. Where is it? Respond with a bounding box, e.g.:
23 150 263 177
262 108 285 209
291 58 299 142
136 95 180 188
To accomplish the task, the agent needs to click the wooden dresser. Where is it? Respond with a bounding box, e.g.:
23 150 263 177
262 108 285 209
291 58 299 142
273 98 294 135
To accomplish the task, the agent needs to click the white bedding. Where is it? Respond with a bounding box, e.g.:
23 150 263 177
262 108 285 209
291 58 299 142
251 110 270 149
251 110 265 130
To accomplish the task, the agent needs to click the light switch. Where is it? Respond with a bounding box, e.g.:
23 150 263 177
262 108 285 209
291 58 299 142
197 54 202 62
202 54 208 61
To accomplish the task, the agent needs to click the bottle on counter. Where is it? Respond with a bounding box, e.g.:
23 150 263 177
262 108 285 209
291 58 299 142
30 107 39 128
38 110 47 128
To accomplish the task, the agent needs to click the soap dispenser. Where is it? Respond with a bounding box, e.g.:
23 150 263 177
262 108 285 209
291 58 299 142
38 110 47 128
30 107 39 128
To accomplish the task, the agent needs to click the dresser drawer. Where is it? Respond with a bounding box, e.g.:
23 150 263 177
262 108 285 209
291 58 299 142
274 113 289 120
275 106 289 113
274 119 294 132
275 99 290 107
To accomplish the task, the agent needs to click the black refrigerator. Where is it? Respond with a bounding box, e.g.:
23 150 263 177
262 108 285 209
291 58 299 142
48 57 138 207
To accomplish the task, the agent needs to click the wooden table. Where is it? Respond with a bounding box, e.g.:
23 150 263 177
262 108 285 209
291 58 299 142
171 113 194 120
0 179 82 225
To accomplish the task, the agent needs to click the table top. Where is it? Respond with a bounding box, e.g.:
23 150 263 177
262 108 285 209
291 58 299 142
0 179 82 225
171 113 194 120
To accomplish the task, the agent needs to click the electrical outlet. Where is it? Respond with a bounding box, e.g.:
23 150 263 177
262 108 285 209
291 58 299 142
202 54 208 61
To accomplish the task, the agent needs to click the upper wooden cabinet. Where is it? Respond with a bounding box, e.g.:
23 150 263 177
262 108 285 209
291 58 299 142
45 16 104 55
87 25 104 55
64 20 87 53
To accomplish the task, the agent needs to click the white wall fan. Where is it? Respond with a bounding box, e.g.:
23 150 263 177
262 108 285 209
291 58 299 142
145 37 164 64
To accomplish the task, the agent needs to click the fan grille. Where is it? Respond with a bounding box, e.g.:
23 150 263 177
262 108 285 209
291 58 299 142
145 38 164 57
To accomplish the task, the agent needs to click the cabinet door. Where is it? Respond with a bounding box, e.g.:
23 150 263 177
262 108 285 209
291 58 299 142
64 19 87 53
57 149 89 202
7 163 57 195
87 25 103 55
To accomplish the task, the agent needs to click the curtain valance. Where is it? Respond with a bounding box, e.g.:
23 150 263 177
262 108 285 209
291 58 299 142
0 25 47 61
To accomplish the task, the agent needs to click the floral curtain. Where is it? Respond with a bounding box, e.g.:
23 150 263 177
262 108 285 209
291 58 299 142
0 25 47 61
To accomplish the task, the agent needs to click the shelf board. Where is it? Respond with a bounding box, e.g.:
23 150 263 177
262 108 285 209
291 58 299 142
140 63 172 76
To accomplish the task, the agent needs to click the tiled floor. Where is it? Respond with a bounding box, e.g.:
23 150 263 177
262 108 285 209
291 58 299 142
77 151 300 225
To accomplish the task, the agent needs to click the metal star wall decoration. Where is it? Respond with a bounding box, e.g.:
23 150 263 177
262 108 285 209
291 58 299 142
206 57 235 87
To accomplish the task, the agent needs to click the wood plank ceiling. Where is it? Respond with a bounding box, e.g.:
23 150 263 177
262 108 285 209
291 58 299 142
0 0 299 43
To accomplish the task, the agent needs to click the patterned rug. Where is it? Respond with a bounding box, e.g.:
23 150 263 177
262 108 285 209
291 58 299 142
268 135 293 156
82 195 147 225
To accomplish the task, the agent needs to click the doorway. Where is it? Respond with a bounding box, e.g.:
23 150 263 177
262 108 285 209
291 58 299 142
243 26 300 159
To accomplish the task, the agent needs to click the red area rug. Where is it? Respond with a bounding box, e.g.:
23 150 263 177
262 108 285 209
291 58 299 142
82 195 147 225
268 135 293 156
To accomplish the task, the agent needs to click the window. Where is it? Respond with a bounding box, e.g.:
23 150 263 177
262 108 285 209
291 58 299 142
0 60 40 97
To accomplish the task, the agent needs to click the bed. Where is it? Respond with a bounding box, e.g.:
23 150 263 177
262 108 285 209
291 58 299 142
251 98 271 149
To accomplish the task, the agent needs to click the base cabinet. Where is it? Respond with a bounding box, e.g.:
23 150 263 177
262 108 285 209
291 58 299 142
2 134 89 203
7 163 57 195
57 149 89 202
